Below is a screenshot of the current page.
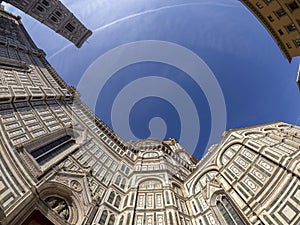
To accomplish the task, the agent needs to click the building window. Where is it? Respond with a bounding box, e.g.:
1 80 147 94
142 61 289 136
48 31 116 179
286 42 292 49
115 175 121 186
126 213 131 224
168 212 174 225
192 201 198 213
147 194 153 208
114 196 121 208
147 216 153 225
36 5 44 12
138 195 144 208
123 196 128 208
286 23 297 32
278 29 284 35
41 0 49 7
118 215 124 225
263 0 273 4
50 16 58 23
99 210 108 225
137 216 143 225
108 215 115 225
55 11 62 17
156 194 162 207
256 2 263 9
166 191 170 204
65 23 75 32
157 215 164 225
130 193 135 205
267 15 274 22
275 8 287 17
217 196 246 225
120 178 126 189
287 1 299 11
108 192 115 204
293 39 300 47
31 135 75 165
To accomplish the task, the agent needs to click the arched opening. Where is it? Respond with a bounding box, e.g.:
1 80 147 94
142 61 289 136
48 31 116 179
21 210 53 225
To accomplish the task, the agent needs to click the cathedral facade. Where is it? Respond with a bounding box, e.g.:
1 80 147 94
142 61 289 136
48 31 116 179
0 2 300 225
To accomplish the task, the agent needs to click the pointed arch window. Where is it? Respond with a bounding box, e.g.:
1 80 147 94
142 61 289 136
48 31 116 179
114 195 121 208
123 195 128 208
99 210 108 225
115 175 121 186
120 178 126 189
108 192 115 204
217 196 246 225
118 215 124 225
31 135 75 165
108 215 115 225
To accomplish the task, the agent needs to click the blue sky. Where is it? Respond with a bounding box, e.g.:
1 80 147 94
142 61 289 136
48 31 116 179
5 0 300 159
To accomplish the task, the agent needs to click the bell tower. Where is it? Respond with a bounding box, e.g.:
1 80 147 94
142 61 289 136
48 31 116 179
1 0 92 47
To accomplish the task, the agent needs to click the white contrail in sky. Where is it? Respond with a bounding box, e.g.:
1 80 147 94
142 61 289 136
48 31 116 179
93 1 237 33
48 1 238 60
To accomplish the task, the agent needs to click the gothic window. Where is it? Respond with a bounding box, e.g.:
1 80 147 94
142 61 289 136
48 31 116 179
121 164 126 171
130 193 135 205
31 135 75 165
123 196 128 208
126 213 131 224
168 212 174 225
108 192 115 204
108 215 115 225
99 210 108 225
45 197 69 221
217 196 246 225
115 175 121 186
173 184 184 197
120 178 126 189
118 215 124 225
114 196 121 208
166 191 170 204
181 201 188 214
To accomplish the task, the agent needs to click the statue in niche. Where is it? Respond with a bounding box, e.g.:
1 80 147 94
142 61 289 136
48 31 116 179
45 197 70 220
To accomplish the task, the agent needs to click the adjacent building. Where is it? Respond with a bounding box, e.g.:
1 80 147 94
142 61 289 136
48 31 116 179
0 2 300 225
240 0 300 62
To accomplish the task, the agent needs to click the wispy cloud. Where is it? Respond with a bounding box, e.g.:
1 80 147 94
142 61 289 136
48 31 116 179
48 1 238 60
